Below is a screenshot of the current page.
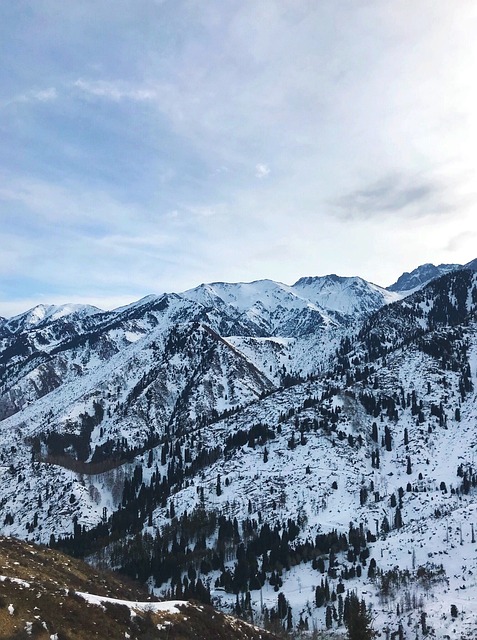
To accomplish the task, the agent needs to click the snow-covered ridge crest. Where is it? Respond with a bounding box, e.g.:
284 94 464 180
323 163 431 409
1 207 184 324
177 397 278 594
2 302 102 334
293 273 400 315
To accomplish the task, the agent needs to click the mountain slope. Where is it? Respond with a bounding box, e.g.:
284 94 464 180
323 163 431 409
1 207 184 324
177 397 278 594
0 271 401 457
0 536 280 640
293 274 399 318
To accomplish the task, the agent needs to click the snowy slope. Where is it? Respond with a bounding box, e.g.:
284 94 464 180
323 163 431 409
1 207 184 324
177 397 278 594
183 279 338 337
293 274 400 317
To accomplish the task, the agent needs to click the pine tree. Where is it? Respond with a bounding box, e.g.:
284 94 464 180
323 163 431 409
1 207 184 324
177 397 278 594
344 591 374 640
277 592 288 619
367 558 376 580
338 593 344 626
286 606 293 631
325 605 333 629
371 422 378 443
394 507 403 529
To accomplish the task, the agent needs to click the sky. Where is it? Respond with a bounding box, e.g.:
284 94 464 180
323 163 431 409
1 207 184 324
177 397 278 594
1 0 477 317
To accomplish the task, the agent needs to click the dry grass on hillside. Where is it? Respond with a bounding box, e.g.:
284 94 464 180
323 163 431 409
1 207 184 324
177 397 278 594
0 536 281 640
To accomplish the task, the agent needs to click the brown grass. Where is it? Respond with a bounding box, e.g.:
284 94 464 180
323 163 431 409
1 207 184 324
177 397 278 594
0 536 281 640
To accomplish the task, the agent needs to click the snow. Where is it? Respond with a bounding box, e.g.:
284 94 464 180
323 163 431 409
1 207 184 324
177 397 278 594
1 575 31 588
76 591 189 615
4 303 102 330
293 274 400 315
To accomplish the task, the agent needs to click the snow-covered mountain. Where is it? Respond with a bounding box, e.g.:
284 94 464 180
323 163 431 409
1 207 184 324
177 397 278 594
387 262 461 294
0 303 102 336
2 260 477 638
293 273 400 317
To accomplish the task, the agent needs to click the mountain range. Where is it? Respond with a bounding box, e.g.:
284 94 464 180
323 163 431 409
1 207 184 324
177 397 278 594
1 258 477 639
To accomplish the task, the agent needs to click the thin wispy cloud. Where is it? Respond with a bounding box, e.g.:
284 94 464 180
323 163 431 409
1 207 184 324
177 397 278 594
73 79 156 102
332 174 451 221
2 87 58 107
445 230 477 252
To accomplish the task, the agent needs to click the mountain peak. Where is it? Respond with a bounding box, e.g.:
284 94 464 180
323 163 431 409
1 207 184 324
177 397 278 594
292 273 344 287
387 262 461 293
292 273 398 316
4 302 102 334
464 257 477 271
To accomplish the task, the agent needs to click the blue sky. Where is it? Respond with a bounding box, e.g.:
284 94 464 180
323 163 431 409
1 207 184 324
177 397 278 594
1 0 477 317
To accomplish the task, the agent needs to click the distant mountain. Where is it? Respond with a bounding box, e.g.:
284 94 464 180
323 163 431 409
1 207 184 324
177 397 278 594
0 303 102 336
387 262 460 293
182 278 335 337
464 257 477 271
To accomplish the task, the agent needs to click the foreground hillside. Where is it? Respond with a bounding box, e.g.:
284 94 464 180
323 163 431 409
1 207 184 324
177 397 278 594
1 263 477 638
0 536 281 640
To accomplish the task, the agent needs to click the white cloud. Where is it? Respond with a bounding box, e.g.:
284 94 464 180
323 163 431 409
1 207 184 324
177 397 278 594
255 164 270 179
73 79 156 102
31 87 57 102
2 87 58 107
0 175 136 227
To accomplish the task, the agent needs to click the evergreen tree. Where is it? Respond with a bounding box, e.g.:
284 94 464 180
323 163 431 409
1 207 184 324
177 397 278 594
367 558 376 580
277 592 288 620
338 593 344 626
325 605 333 629
359 487 368 506
315 583 325 608
371 422 378 443
286 606 293 631
344 591 374 640
394 507 403 529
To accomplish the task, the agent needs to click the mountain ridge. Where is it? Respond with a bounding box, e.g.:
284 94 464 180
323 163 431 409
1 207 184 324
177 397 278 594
0 259 460 323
